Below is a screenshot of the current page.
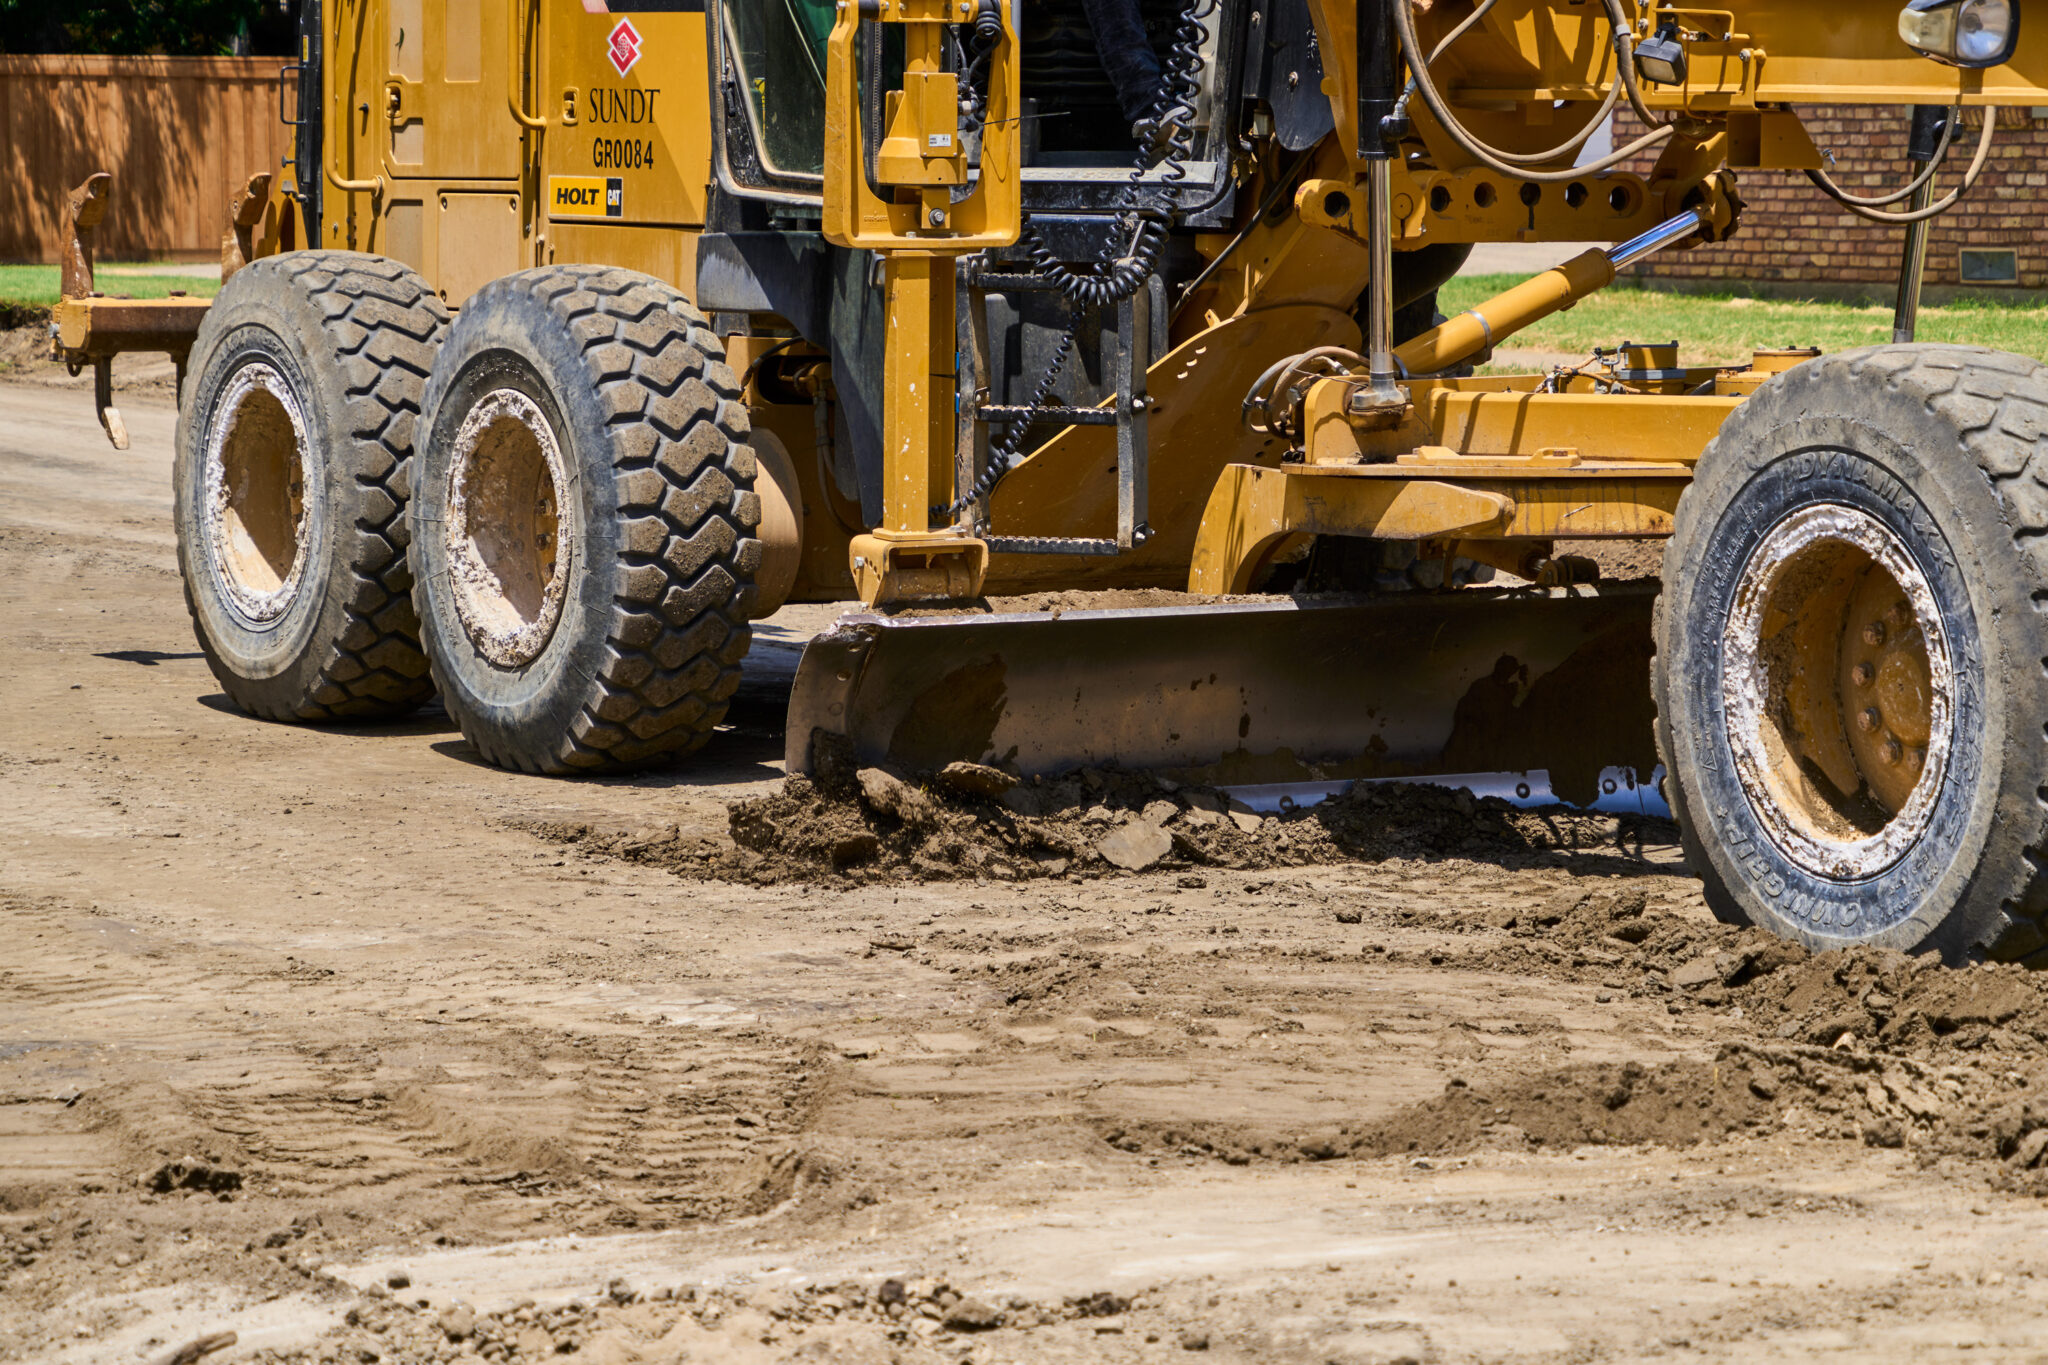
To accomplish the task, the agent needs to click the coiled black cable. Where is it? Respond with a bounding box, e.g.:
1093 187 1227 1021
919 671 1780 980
939 0 1216 519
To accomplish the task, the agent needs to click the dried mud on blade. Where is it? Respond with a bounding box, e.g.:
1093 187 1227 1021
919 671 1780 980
786 586 1660 810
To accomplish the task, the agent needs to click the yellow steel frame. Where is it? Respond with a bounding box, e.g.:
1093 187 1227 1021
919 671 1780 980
1176 0 2048 600
820 0 1022 604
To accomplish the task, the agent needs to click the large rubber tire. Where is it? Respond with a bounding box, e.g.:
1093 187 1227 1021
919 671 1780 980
410 266 760 774
174 252 448 720
1655 345 2048 963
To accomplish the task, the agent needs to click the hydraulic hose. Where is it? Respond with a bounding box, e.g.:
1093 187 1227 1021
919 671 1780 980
1805 107 1997 225
1391 0 1676 183
1409 0 1623 166
1812 107 1958 209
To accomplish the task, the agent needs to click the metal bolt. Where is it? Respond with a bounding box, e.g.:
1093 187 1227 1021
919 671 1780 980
1888 599 1912 628
1857 707 1882 733
1882 737 1904 765
929 209 945 226
1911 746 1927 769
1863 620 1886 646
1852 661 1875 687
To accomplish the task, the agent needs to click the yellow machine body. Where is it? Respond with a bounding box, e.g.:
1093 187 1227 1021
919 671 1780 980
61 0 2048 607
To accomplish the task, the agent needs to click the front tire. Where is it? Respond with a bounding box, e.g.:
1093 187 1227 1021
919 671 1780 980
1655 345 2048 962
411 266 760 773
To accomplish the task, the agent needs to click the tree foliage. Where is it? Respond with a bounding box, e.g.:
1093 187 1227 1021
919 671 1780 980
0 0 299 57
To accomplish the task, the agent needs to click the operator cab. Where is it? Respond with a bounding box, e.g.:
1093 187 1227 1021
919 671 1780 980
710 0 1236 217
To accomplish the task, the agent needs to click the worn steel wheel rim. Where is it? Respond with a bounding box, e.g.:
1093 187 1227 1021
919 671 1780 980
445 387 571 669
1723 501 1953 880
201 361 311 625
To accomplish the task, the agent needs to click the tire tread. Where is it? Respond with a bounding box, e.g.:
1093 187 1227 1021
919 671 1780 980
180 250 449 722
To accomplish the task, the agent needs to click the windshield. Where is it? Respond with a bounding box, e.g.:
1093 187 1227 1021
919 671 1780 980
723 0 833 179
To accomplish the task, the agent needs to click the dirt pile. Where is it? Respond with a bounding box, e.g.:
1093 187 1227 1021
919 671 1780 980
1369 889 2048 1181
542 751 1650 885
0 321 51 370
1475 881 2048 1057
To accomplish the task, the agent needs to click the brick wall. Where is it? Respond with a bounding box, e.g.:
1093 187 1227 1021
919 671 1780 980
1613 106 2048 297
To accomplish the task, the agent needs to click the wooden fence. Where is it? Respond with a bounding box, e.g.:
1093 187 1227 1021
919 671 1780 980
0 55 293 264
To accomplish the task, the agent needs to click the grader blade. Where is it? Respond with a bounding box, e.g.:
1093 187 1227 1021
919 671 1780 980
785 585 1661 809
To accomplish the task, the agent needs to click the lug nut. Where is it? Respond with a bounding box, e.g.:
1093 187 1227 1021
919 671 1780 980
1863 620 1887 646
1857 707 1882 733
1888 599 1912 628
1911 746 1927 769
1853 661 1875 687
1882 737 1904 765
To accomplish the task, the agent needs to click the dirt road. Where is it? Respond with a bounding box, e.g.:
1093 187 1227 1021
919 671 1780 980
7 373 2048 1365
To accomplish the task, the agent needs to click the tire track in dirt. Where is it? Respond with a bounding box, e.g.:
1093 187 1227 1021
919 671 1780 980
0 893 823 1238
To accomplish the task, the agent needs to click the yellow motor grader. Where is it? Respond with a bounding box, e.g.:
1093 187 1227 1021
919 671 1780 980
50 0 2048 961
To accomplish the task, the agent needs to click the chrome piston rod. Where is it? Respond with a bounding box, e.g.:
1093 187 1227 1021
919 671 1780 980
1395 207 1708 377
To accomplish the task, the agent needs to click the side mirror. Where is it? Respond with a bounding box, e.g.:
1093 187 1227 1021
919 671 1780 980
1900 0 2019 68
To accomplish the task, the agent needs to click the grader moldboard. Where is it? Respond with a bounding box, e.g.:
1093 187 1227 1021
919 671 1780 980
52 0 2048 960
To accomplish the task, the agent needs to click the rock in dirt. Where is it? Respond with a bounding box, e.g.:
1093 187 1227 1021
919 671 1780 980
858 768 935 826
931 762 1017 799
146 1332 236 1365
146 1158 241 1194
1098 822 1173 871
942 1296 1002 1331
437 1304 475 1340
1670 957 1722 989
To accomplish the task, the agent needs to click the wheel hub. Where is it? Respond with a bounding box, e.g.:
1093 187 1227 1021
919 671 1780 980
445 388 571 668
202 362 310 624
1723 502 1953 880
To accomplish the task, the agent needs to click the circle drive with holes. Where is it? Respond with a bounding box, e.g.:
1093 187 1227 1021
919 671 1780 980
201 361 311 625
444 388 572 668
1721 503 1952 881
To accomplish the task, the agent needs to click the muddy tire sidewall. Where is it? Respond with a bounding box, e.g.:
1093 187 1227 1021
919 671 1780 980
174 253 446 721
413 328 611 756
176 317 335 692
1656 348 2048 961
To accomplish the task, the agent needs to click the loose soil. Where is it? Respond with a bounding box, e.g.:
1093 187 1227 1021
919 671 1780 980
9 380 2048 1365
538 762 1639 885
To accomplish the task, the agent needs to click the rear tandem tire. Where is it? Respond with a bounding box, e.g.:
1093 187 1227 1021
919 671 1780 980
1654 345 2048 962
173 252 449 720
410 266 761 774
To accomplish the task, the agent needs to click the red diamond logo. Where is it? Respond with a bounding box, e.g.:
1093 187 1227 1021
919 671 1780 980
606 18 642 77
